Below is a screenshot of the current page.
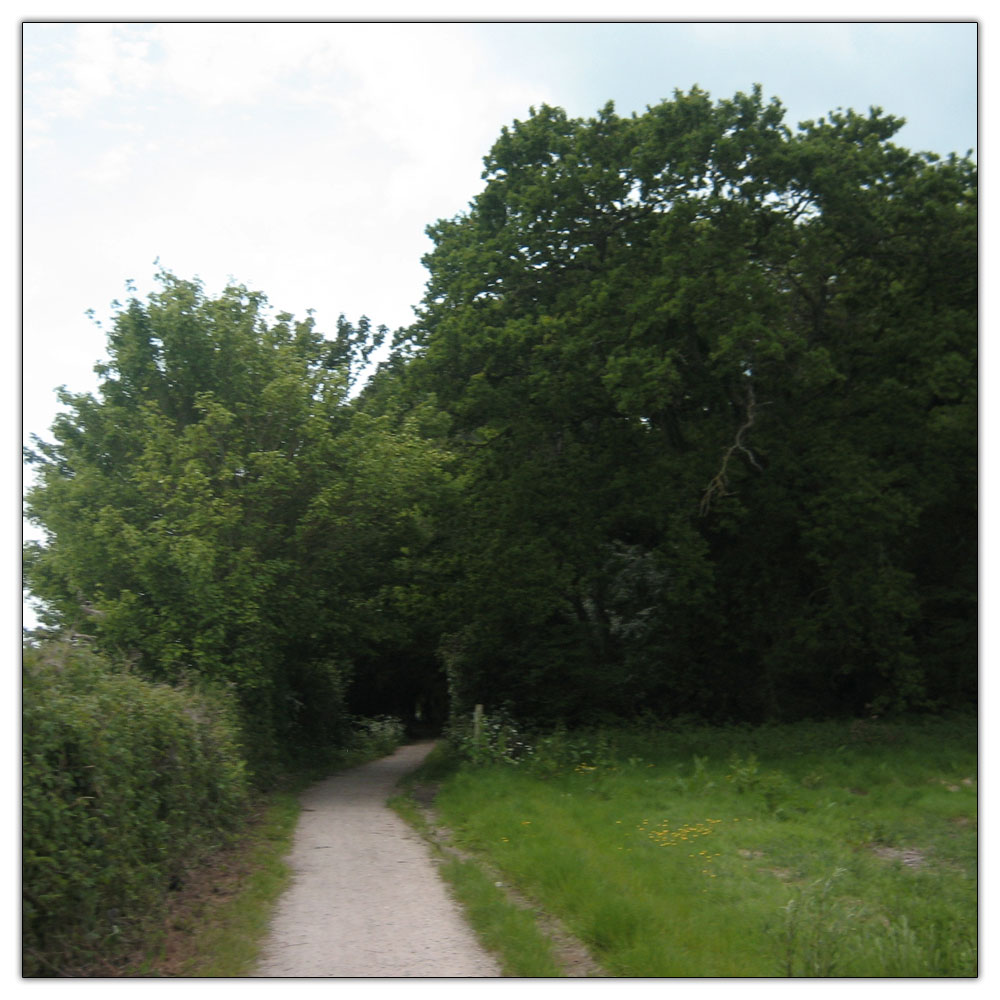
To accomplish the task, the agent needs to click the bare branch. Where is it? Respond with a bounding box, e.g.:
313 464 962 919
700 382 764 516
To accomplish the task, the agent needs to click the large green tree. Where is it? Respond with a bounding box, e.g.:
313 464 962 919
24 272 451 756
393 87 976 722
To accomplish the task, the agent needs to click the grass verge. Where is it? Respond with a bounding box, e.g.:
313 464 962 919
437 858 564 977
390 749 569 977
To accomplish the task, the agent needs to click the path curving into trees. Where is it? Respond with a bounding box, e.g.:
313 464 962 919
255 741 499 978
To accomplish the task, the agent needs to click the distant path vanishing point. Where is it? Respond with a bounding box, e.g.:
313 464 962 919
254 740 500 978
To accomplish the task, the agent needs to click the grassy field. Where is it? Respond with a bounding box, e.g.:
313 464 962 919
412 713 977 977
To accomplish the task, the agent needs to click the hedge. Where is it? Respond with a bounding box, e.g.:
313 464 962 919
22 640 250 975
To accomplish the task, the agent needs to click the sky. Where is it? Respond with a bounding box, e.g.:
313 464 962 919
21 17 978 459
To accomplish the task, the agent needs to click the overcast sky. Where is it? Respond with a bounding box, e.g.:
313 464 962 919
22 18 978 458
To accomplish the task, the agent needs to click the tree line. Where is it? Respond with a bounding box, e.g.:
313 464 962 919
24 87 977 758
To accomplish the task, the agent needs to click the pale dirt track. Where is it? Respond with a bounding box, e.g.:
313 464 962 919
254 741 500 978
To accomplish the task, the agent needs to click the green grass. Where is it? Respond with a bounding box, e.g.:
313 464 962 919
390 752 565 977
436 858 564 976
422 714 977 978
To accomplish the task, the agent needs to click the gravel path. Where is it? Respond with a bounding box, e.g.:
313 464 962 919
255 741 501 978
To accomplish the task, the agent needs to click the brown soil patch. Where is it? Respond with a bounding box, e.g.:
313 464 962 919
871 845 926 869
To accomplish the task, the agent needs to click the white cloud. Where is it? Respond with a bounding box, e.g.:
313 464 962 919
65 24 118 102
57 24 151 113
80 140 139 184
150 23 332 106
25 22 547 232
141 22 548 181
24 24 153 129
24 23 549 323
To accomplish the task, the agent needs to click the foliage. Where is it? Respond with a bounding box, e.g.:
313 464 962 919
24 271 451 759
22 639 249 976
23 85 977 751
446 707 536 766
392 86 976 723
448 709 627 780
348 715 407 759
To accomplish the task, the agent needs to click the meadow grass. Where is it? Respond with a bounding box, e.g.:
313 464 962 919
423 714 977 977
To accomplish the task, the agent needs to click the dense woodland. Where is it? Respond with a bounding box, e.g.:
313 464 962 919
24 87 977 766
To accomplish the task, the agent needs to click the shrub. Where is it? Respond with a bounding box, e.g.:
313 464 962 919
22 640 250 975
350 715 406 758
446 707 536 766
445 709 621 774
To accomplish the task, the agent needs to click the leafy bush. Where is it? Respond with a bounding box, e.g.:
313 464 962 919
446 709 622 775
446 707 536 766
349 715 406 758
22 640 250 975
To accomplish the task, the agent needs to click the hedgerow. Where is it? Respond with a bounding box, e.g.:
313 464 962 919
22 640 249 975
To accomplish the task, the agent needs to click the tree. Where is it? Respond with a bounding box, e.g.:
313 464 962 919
24 271 451 759
25 89 976 735
394 87 977 722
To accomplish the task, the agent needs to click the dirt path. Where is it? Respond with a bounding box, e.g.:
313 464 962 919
255 741 500 978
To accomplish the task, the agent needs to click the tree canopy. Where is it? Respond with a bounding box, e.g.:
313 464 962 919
24 272 452 757
25 87 977 747
391 86 977 723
